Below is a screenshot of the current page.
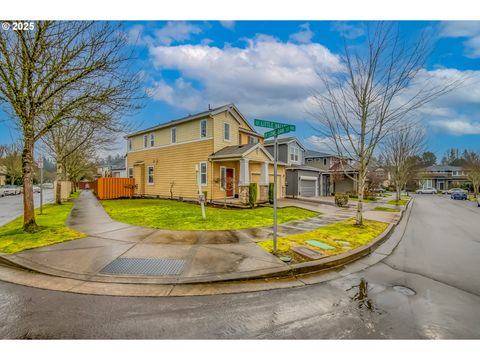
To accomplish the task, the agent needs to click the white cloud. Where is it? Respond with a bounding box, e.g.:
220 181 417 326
431 119 480 135
439 21 480 58
219 21 235 30
330 22 365 39
147 78 203 111
154 22 203 45
147 35 343 118
289 23 314 44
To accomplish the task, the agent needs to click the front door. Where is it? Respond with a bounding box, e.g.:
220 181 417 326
226 168 234 197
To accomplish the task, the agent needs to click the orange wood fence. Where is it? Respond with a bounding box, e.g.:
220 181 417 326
91 177 135 200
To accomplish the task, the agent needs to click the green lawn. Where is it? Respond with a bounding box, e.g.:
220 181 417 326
373 206 400 212
0 193 85 254
386 199 409 205
100 199 319 230
258 218 388 262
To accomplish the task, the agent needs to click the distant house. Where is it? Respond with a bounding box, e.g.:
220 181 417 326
0 165 6 186
304 150 358 195
415 165 470 191
264 137 321 197
96 157 128 178
125 104 286 204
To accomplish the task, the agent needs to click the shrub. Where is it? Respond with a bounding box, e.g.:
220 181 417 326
249 183 258 208
334 193 349 207
268 183 274 204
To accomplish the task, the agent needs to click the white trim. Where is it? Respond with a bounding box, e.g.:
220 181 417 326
199 161 208 186
223 122 231 142
200 119 208 139
220 166 226 191
128 167 133 178
127 137 213 154
299 175 318 181
171 127 177 144
147 165 154 185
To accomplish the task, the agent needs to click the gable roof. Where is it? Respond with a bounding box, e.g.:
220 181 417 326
304 149 334 158
264 136 306 150
425 165 463 172
209 143 274 161
126 103 259 138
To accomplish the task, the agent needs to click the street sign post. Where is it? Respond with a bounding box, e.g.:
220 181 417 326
37 157 44 215
254 119 296 253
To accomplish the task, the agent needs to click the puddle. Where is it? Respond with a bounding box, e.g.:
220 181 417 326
393 285 416 296
347 278 376 312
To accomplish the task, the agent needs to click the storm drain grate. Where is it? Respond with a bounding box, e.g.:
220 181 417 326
100 258 186 276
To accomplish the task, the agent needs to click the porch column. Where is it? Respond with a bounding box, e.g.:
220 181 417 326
260 161 269 185
239 159 250 186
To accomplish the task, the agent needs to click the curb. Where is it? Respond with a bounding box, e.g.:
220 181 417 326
0 199 413 296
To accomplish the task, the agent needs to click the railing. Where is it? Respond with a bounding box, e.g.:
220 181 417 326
91 177 135 200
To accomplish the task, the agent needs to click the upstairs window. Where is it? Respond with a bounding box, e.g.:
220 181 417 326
200 162 207 185
143 134 148 148
200 120 207 138
171 127 177 143
323 158 327 166
224 123 230 141
150 133 155 147
290 146 299 162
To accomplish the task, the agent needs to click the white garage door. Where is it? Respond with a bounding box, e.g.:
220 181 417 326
300 178 316 197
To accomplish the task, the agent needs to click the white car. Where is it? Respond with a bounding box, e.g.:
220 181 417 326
2 185 21 195
416 187 437 194
33 185 41 193
0 188 5 197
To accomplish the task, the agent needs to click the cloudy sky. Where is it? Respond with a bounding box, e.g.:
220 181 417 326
1 20 479 160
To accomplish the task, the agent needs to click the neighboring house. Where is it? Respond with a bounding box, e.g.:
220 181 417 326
125 104 286 204
0 165 6 186
264 137 321 197
368 167 391 189
97 159 128 178
304 150 358 195
111 165 127 178
415 165 470 191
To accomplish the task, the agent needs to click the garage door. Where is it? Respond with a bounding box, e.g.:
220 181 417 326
300 179 316 197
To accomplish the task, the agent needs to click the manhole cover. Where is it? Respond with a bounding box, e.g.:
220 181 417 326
101 258 186 276
393 285 416 296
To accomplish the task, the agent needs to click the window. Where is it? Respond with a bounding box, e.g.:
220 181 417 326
290 145 299 162
306 158 313 163
220 167 226 190
143 134 148 148
224 123 230 141
171 127 177 143
147 166 154 184
150 133 155 147
200 120 207 138
248 136 258 144
128 167 133 178
128 139 132 151
323 158 327 166
200 162 207 186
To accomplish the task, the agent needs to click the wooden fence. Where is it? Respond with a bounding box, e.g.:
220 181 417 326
91 177 135 200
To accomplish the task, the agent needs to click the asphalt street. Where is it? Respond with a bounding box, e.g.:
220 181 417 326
0 194 479 339
0 189 54 226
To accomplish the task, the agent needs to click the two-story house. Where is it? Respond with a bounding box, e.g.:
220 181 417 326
304 150 358 196
125 104 286 204
264 137 321 197
414 165 470 192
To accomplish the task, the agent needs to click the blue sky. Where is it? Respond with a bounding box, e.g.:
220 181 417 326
1 20 480 161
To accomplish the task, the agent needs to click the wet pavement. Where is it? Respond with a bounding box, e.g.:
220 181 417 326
0 194 479 339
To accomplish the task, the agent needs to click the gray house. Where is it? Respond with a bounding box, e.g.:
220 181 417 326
264 137 321 197
304 150 358 196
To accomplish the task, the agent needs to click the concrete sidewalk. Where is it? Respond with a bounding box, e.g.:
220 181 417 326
2 191 360 284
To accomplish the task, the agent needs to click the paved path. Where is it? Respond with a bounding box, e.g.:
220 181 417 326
0 195 478 339
0 189 54 226
2 191 363 284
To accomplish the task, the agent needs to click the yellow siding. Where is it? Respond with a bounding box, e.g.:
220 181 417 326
128 116 213 151
210 161 240 200
239 130 263 145
245 148 271 162
127 139 214 200
212 111 240 152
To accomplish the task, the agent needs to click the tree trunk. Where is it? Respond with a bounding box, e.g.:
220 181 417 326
396 184 401 202
22 137 37 232
356 173 365 226
55 162 65 204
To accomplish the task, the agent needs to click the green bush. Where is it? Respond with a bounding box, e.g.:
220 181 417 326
268 183 274 204
249 183 258 208
334 193 349 207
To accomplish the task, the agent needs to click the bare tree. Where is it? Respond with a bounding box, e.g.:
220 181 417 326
0 21 141 232
381 125 425 202
464 151 480 197
311 23 462 225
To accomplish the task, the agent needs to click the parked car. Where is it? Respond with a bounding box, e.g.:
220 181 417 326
33 185 41 193
446 188 468 195
43 182 54 189
2 185 21 195
477 196 480 207
451 191 467 200
416 187 437 194
0 187 5 197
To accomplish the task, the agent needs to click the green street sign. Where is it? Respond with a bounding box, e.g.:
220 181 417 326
264 125 295 139
254 118 296 131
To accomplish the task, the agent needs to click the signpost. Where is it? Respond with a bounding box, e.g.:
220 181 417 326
195 164 206 220
37 156 44 215
254 119 295 253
